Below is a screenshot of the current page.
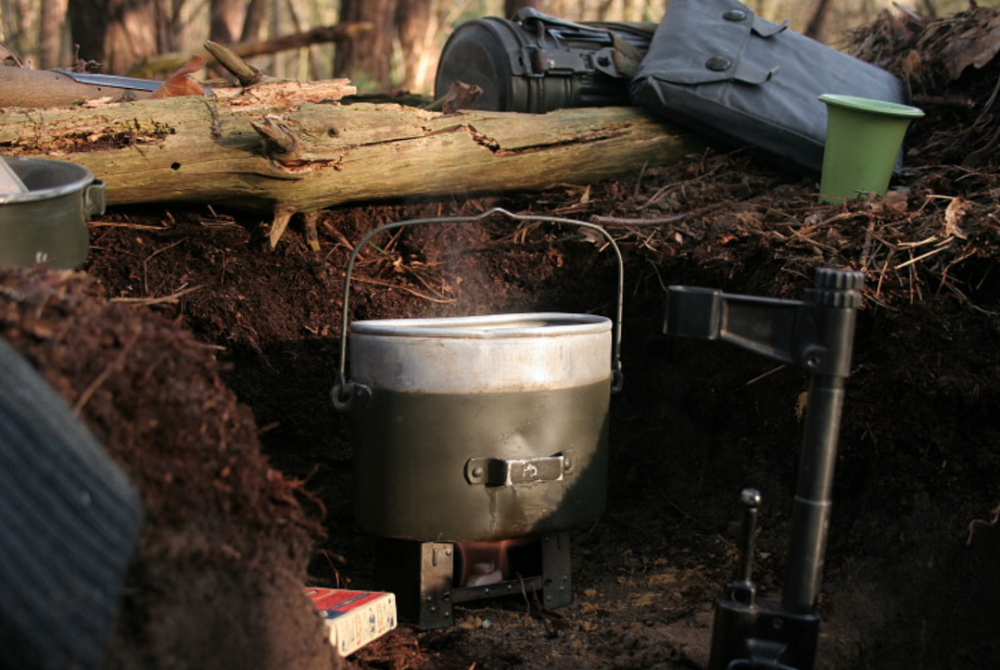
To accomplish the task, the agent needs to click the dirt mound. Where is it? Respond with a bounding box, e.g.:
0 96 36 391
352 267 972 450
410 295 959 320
0 269 336 669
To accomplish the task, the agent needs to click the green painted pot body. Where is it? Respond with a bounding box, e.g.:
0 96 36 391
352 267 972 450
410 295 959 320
348 313 612 542
818 94 924 203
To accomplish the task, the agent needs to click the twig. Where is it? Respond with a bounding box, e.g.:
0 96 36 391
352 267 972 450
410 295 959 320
789 227 839 254
111 284 204 306
894 244 949 270
897 235 941 249
592 213 689 226
320 218 356 251
860 220 877 272
403 264 453 301
746 365 787 386
90 221 169 230
144 238 186 294
352 275 456 304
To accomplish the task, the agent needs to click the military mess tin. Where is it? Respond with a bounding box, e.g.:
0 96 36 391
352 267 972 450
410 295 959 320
331 208 624 627
0 157 106 270
434 7 655 113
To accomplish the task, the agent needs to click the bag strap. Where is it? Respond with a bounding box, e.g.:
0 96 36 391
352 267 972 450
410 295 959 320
512 7 653 79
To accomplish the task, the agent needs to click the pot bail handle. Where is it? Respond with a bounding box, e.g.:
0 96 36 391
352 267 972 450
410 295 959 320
333 207 626 411
330 371 371 412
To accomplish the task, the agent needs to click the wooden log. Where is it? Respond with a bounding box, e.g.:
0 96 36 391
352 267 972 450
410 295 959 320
0 67 155 108
0 92 702 215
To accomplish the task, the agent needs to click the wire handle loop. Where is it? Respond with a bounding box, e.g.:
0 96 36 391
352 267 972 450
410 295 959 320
334 207 626 408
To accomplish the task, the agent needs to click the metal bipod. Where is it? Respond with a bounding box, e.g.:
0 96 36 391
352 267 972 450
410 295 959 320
664 268 864 670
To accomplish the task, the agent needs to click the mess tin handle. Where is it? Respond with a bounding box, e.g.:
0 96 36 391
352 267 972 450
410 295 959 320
332 207 626 410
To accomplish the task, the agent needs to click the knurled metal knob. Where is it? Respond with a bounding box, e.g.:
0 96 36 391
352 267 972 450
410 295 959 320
808 268 864 309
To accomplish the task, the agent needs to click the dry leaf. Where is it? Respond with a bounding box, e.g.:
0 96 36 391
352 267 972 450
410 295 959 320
882 189 910 213
944 13 1000 82
900 49 923 78
151 55 207 99
944 197 972 239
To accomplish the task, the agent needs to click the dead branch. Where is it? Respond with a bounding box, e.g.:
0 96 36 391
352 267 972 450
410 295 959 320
126 22 374 79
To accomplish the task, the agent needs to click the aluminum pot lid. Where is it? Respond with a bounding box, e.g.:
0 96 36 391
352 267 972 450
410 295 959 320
349 312 611 339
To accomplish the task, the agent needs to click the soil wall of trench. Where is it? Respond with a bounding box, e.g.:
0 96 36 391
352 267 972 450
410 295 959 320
4 176 995 669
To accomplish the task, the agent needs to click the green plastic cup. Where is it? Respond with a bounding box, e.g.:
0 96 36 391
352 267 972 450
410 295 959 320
818 94 924 203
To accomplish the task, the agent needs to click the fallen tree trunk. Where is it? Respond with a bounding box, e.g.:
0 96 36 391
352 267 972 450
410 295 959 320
0 93 702 218
0 67 158 108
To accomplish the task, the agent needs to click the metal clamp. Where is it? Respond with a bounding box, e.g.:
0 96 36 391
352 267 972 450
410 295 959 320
465 449 575 487
332 207 626 413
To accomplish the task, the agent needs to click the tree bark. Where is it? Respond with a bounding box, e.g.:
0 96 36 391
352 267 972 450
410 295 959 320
505 0 539 18
210 0 246 45
804 0 834 41
39 0 69 68
0 94 702 214
334 0 397 91
395 0 438 94
241 0 269 41
68 0 165 74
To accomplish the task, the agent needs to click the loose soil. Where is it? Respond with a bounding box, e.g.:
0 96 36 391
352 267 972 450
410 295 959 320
3 7 1000 670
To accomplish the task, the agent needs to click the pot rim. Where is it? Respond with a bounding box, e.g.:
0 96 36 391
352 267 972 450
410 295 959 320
0 157 97 206
818 93 925 119
349 312 611 339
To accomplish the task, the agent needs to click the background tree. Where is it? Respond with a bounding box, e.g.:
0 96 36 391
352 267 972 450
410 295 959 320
395 0 441 93
2 0 975 84
67 0 166 73
505 0 540 17
38 0 67 67
334 0 396 90
804 0 834 40
241 0 269 41
210 0 246 44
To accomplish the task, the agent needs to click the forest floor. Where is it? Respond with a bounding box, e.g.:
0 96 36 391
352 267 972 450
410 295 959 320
2 6 1000 670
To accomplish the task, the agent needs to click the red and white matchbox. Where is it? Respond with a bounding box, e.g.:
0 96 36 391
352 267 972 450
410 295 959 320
305 587 397 656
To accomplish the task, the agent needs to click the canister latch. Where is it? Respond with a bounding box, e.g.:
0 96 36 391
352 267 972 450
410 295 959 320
465 449 575 487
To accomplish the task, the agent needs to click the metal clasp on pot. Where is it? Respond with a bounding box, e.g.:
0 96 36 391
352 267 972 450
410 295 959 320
465 449 575 487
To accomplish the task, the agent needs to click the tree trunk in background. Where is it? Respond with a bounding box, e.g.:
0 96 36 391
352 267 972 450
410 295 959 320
210 0 246 44
67 0 105 66
804 0 833 41
505 0 539 18
334 0 396 92
68 0 163 73
38 0 68 68
241 0 269 41
395 0 438 94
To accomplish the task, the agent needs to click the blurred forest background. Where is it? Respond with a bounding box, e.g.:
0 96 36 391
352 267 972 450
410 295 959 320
0 0 988 95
